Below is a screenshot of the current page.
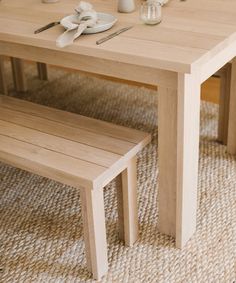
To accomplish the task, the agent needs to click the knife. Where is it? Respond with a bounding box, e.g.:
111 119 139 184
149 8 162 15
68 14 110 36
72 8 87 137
96 26 133 45
34 21 60 34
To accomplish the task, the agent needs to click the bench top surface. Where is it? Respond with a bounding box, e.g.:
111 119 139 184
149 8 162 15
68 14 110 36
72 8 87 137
0 95 151 189
1 0 236 73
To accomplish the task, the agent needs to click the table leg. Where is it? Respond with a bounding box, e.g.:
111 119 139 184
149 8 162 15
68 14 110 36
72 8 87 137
37 62 48 81
227 58 236 154
218 63 231 145
11 57 28 92
0 56 7 95
158 73 201 248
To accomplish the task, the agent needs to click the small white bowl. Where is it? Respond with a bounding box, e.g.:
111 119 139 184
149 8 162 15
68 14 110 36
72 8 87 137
60 12 117 34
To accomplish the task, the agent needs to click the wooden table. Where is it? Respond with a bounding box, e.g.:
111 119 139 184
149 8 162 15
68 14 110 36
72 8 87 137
1 0 236 248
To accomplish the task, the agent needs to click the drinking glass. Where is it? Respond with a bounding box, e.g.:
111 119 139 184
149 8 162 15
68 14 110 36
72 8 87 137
140 1 162 25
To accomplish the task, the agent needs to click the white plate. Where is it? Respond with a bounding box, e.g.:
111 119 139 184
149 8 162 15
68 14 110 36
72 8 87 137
60 13 117 34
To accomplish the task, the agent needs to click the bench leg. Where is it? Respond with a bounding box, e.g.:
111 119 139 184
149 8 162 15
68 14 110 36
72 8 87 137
218 63 231 145
80 187 108 280
11 57 28 92
0 56 8 95
37 62 48 81
116 156 139 246
227 58 236 154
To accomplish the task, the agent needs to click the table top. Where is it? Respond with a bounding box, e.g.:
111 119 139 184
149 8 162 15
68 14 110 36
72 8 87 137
1 0 236 74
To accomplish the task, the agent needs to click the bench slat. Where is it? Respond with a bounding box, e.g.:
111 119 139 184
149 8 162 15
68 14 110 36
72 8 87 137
0 119 121 168
0 96 151 190
0 107 136 155
0 134 106 189
0 95 149 144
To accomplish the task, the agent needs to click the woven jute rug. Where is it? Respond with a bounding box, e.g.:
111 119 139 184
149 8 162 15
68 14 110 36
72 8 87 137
0 63 235 283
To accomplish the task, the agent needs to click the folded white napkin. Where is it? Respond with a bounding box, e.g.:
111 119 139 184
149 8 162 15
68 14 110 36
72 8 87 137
56 1 97 48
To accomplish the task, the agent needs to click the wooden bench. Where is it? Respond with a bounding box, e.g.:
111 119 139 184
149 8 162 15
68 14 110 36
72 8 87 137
0 95 151 280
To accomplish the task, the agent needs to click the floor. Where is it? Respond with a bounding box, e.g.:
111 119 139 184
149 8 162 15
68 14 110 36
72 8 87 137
0 63 235 283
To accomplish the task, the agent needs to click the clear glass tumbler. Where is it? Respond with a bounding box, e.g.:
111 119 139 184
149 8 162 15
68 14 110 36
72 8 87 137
140 1 162 25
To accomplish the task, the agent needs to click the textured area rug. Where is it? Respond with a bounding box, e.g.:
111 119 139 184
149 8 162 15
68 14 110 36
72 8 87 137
0 63 236 283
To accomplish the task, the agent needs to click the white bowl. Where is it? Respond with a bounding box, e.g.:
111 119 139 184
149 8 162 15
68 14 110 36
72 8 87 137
60 12 117 34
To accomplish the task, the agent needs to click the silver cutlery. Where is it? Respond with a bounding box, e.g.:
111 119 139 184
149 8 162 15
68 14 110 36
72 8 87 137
34 16 92 34
96 26 133 45
34 21 60 34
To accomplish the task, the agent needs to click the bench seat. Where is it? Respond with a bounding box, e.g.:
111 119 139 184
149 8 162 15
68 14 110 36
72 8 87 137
0 95 150 189
0 94 151 280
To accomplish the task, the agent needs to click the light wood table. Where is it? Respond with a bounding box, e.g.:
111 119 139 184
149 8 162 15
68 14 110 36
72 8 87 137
1 0 236 248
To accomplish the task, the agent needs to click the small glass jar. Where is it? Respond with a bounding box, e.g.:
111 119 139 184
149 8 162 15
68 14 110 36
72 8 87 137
140 1 162 25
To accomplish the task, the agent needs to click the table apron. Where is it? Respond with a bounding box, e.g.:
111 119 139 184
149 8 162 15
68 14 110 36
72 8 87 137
0 41 177 88
198 40 236 84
